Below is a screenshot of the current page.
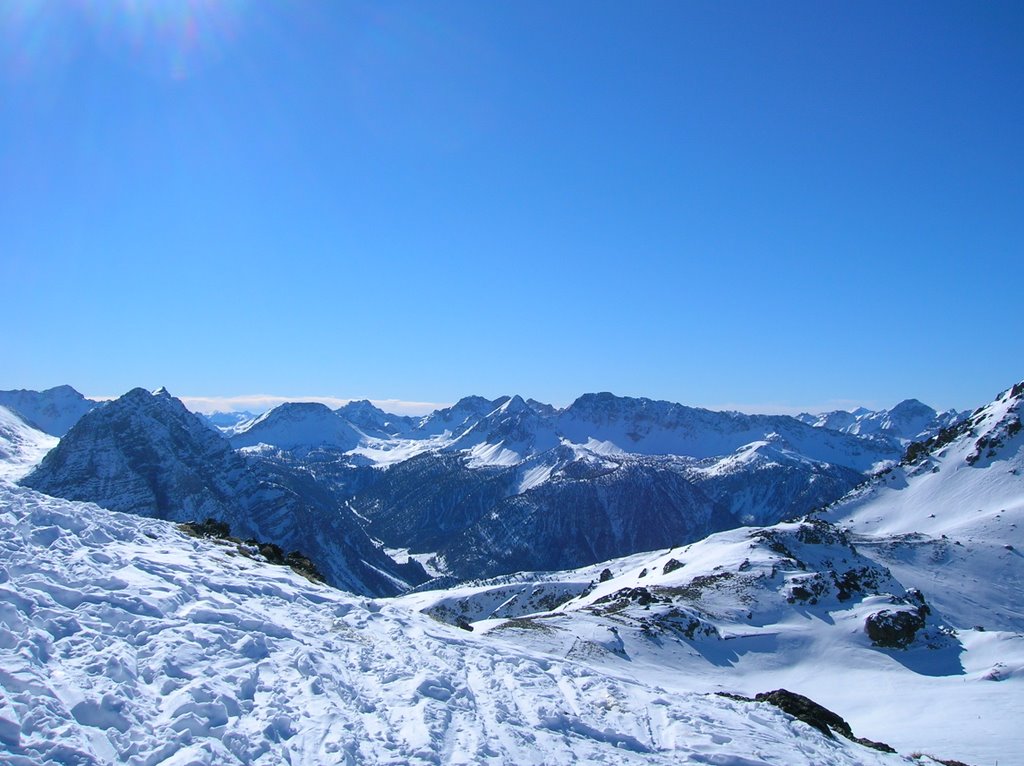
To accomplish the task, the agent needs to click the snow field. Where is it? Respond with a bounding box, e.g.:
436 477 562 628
0 481 908 765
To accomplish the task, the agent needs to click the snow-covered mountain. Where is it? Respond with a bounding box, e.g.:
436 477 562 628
556 392 899 471
335 399 415 437
21 388 423 596
444 394 562 466
414 395 509 437
689 435 865 526
345 394 901 580
797 399 964 446
229 402 366 453
7 383 1006 589
0 405 58 482
0 481 941 766
0 384 98 436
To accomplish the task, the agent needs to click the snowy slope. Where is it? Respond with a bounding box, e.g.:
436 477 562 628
0 482 911 766
0 384 98 436
0 406 57 482
825 381 1024 632
401 518 1024 766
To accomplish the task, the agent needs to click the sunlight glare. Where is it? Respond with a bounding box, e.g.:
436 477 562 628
1 0 249 80
88 0 247 80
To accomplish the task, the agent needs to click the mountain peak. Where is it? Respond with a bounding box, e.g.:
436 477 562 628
45 384 85 397
888 398 934 417
230 401 361 452
1002 380 1024 403
571 391 621 407
0 386 100 436
496 394 529 415
452 395 496 410
338 398 376 411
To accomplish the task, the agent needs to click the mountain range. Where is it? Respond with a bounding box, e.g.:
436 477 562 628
10 384 967 587
796 398 963 444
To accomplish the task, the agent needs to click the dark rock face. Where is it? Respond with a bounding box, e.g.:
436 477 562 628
356 452 515 553
754 689 854 739
435 460 737 580
355 451 738 581
721 689 896 754
690 453 864 527
662 558 683 575
865 608 926 648
348 395 898 582
22 388 424 597
23 388 246 523
864 587 932 648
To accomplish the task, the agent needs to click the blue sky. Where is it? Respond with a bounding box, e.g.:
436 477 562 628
1 1 1021 415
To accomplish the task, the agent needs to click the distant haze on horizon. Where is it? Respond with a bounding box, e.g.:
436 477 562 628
71 387 1002 419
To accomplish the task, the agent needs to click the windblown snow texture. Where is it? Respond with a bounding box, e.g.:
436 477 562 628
0 481 913 766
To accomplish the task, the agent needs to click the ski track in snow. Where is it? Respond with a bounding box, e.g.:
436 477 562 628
0 481 908 766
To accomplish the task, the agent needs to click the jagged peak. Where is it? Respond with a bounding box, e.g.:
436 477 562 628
495 394 529 415
525 398 556 415
1000 380 1024 403
120 387 164 404
337 399 379 413
100 388 201 426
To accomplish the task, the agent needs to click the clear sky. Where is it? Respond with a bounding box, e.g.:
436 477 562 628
1 1 1021 415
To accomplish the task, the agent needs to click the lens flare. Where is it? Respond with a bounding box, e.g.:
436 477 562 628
1 0 248 81
87 0 246 80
